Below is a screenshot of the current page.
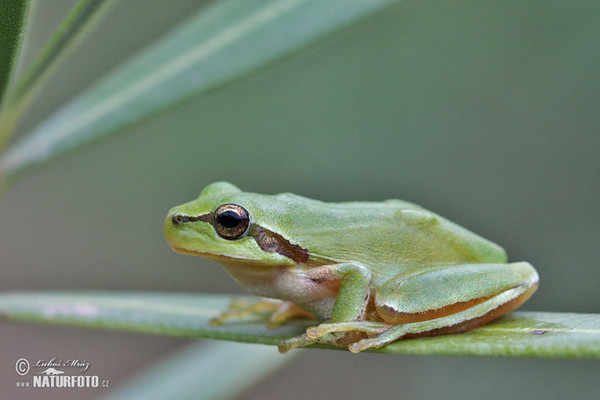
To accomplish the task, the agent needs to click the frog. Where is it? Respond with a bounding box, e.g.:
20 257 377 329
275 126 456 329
164 182 538 353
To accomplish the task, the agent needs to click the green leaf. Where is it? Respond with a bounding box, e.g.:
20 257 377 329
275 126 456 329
0 291 310 344
8 0 117 104
0 0 117 153
98 341 294 400
0 0 30 107
0 0 408 183
1 291 599 358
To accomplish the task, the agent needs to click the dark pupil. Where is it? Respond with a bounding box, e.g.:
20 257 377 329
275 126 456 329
217 210 241 228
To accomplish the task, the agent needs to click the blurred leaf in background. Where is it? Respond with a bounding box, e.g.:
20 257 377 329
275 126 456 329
98 341 294 400
0 0 31 150
0 0 407 183
0 0 30 105
0 0 117 154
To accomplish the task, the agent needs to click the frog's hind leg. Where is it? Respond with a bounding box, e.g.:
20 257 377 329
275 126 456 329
350 281 536 352
348 262 539 352
375 262 538 325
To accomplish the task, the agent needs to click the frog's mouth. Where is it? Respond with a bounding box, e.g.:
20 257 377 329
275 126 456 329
168 245 250 262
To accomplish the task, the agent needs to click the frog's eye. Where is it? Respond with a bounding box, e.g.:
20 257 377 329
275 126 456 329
213 204 250 240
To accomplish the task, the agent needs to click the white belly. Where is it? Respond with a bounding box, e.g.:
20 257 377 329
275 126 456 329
218 261 338 319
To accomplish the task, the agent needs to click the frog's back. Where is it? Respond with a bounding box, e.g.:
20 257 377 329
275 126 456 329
270 195 507 284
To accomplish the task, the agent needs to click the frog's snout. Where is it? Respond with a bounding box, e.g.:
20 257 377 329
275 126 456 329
171 214 189 225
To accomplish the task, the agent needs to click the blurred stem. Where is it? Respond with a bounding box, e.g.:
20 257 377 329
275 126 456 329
0 0 118 155
0 101 24 153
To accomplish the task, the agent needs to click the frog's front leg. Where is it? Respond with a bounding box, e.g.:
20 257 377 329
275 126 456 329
278 262 374 352
210 298 313 328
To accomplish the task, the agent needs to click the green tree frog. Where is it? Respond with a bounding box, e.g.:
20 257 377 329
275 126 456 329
165 182 538 353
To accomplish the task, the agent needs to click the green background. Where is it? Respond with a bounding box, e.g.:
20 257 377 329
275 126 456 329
1 0 599 399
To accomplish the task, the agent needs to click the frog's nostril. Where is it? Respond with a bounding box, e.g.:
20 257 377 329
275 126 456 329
171 213 211 225
172 215 188 224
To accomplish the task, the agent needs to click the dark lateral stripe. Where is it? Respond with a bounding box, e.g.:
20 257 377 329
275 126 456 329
172 213 212 224
251 225 309 264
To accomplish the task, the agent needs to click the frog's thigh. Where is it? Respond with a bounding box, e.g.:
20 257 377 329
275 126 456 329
375 262 538 324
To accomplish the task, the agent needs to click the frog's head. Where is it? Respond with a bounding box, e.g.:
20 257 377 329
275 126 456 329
165 182 308 268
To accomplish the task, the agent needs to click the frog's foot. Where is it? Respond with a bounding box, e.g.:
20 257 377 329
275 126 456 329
347 324 413 353
210 298 314 328
210 298 282 326
278 321 393 353
278 332 318 353
305 321 391 337
267 301 315 329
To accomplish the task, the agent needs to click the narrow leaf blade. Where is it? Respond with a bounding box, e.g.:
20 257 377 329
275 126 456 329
1 291 599 358
9 0 118 103
0 0 407 182
0 0 30 106
0 0 117 153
